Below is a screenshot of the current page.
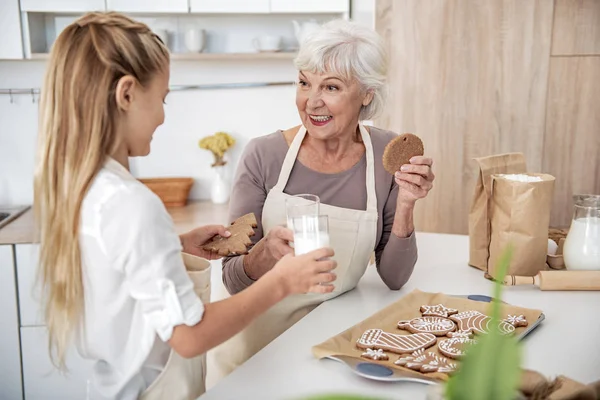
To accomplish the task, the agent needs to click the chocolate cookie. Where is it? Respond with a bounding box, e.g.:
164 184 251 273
382 133 424 175
202 213 258 256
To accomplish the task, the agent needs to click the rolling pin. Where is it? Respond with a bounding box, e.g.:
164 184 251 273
503 270 600 291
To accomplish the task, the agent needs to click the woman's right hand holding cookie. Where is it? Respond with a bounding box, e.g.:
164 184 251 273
270 248 337 295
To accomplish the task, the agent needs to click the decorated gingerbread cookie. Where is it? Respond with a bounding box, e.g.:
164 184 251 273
420 304 458 318
504 314 528 328
446 330 474 339
360 348 389 361
397 316 456 337
356 329 436 355
395 349 458 374
449 310 515 335
438 336 477 359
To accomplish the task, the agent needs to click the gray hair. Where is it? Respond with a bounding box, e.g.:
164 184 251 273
294 19 388 121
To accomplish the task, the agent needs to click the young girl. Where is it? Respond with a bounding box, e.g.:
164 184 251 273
34 12 336 400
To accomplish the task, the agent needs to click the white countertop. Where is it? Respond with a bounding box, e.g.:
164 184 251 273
201 232 600 400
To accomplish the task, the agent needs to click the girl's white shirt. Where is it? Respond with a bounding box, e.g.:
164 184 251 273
76 157 204 399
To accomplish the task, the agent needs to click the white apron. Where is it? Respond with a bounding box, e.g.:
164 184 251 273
139 252 211 400
212 123 379 378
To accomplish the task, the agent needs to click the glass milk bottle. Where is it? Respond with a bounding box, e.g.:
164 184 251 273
563 194 600 270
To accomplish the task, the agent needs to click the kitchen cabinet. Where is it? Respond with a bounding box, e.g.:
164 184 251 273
0 0 24 59
20 0 105 12
15 244 44 327
106 0 188 13
0 245 24 400
21 327 96 400
270 0 349 13
190 0 270 14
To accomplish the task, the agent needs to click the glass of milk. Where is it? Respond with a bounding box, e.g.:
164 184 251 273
563 194 600 270
290 215 330 256
286 194 320 230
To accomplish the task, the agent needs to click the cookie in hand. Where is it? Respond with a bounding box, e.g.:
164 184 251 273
202 213 258 256
382 133 424 175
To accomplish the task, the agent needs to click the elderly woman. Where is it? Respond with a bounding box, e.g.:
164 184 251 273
213 19 435 377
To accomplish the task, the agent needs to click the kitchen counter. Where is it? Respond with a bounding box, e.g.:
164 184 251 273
200 232 600 400
0 200 230 245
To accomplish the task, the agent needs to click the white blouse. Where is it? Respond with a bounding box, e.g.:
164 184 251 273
76 157 204 399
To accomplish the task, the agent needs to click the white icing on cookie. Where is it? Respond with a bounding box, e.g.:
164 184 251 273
505 314 528 327
438 337 476 359
446 330 473 339
361 348 389 361
398 317 456 336
420 304 459 318
395 349 458 374
449 310 515 335
357 329 437 354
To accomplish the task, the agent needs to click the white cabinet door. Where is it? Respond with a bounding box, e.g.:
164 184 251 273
15 244 44 327
270 0 349 13
21 327 98 400
190 0 270 13
0 0 23 59
0 246 24 400
20 0 106 12
106 0 188 13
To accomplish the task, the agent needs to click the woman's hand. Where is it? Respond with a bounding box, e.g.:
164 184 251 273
263 226 295 261
394 156 435 207
243 226 294 280
180 225 231 260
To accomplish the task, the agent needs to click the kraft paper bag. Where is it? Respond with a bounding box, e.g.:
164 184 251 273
488 173 556 279
468 153 527 271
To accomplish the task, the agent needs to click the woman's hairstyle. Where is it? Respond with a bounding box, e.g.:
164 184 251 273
294 19 389 121
34 11 169 370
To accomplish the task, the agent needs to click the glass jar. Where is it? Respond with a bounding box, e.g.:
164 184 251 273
563 194 600 270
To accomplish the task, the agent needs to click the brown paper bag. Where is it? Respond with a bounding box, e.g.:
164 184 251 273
488 173 556 279
468 153 527 270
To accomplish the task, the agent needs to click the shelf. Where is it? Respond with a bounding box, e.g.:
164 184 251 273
28 51 297 61
170 51 297 60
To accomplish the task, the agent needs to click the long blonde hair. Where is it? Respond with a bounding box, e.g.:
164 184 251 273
34 11 169 370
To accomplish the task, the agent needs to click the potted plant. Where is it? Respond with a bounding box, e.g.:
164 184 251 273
198 131 236 204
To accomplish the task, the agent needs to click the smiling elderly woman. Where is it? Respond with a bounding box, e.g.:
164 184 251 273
213 19 435 377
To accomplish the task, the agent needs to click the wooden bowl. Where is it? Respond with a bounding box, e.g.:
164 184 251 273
139 177 194 207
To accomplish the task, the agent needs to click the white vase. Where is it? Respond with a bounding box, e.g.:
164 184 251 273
211 166 230 204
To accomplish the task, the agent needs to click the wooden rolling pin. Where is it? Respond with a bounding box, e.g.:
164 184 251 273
503 270 600 291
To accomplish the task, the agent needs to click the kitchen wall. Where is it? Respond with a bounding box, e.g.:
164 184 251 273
0 59 298 205
0 0 376 207
376 0 600 233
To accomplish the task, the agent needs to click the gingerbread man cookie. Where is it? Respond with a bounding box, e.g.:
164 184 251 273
356 329 436 355
395 349 458 374
397 316 456 337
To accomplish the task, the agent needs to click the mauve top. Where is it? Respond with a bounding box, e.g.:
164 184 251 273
222 126 418 294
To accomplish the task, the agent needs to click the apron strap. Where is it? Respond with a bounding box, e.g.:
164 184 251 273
272 126 307 192
273 124 378 213
359 124 378 213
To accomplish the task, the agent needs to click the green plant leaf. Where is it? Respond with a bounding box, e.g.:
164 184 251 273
445 244 522 400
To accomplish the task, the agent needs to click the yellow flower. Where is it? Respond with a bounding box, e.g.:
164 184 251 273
199 132 236 166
